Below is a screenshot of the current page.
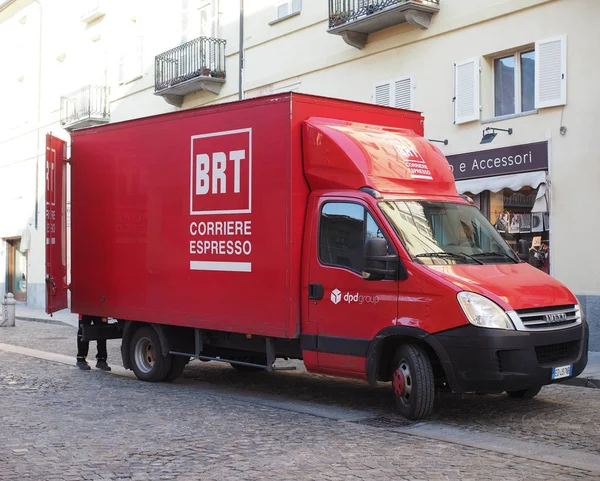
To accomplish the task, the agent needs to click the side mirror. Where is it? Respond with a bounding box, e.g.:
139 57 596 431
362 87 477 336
362 238 408 281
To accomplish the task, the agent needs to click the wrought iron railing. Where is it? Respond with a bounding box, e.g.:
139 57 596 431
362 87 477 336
60 85 110 127
155 36 227 92
328 0 440 28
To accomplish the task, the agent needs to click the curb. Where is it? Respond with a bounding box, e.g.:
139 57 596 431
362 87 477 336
562 377 600 388
15 316 76 328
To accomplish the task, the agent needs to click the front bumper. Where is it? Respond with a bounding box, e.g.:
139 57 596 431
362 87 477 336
432 320 589 393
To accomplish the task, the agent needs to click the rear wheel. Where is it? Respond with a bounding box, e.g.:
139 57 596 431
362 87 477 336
392 344 435 420
130 326 171 382
166 355 189 382
506 385 542 399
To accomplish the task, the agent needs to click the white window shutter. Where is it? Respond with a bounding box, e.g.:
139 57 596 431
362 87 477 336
181 0 189 43
454 57 480 124
118 52 126 84
393 76 413 110
374 81 392 107
535 35 566 109
210 0 218 37
374 77 413 109
200 6 210 37
278 0 289 18
133 35 143 78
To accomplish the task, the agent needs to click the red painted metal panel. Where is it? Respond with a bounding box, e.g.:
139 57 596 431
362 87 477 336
71 96 307 338
291 94 425 349
69 93 432 339
313 353 368 379
305 195 398 374
428 263 577 312
45 134 68 314
302 117 459 197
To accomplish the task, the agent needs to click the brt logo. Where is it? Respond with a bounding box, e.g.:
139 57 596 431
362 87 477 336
190 128 252 215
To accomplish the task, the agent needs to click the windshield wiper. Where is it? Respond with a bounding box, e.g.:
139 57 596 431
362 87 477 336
415 252 483 265
470 251 518 263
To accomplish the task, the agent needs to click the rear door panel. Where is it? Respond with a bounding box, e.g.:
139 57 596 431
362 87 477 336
45 134 68 314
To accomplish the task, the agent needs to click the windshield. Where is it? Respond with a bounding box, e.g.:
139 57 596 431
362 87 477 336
380 201 520 265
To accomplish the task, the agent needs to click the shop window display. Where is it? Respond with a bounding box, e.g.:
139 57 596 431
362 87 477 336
465 187 550 273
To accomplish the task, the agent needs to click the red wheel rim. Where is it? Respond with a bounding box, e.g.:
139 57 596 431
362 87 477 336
393 368 405 397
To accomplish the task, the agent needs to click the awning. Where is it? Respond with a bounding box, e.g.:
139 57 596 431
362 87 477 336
531 182 549 213
455 171 550 213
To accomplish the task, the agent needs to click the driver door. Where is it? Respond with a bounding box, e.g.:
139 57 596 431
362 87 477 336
307 198 399 373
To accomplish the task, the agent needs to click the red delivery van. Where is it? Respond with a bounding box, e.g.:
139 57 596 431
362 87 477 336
46 93 588 420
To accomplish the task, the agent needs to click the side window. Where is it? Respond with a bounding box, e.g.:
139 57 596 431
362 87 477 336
319 202 392 273
366 213 384 240
320 203 365 272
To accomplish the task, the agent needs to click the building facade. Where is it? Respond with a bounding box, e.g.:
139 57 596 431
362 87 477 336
1 0 598 346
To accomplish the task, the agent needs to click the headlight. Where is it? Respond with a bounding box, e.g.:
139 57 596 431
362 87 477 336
577 301 585 321
457 292 514 330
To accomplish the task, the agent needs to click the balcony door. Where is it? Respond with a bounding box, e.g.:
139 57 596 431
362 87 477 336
181 0 217 42
180 0 218 76
6 238 27 302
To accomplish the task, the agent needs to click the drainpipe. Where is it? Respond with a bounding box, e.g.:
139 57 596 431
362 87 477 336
33 0 43 230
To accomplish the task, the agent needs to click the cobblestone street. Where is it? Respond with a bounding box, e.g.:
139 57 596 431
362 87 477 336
1 321 599 480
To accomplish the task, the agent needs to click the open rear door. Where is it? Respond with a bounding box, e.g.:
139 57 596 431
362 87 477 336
45 134 68 314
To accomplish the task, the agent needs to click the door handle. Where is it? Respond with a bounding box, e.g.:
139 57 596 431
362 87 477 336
308 283 324 300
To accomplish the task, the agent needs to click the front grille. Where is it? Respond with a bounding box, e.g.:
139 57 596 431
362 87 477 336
535 341 580 365
515 304 580 331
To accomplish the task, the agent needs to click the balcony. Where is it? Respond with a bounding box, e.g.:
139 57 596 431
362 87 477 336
328 0 440 49
60 85 110 132
154 36 226 107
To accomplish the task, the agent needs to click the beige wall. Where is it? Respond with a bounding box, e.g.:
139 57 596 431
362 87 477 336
1 0 598 307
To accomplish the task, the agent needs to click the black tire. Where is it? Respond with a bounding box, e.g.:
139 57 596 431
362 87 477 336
129 326 172 382
166 355 189 382
506 385 542 399
392 344 435 420
230 355 267 372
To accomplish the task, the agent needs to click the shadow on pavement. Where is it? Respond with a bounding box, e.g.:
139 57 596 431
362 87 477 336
178 360 563 421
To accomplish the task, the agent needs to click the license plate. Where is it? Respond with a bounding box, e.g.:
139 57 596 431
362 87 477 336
552 364 573 380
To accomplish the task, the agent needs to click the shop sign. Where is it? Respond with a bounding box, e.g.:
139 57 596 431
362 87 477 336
446 141 548 181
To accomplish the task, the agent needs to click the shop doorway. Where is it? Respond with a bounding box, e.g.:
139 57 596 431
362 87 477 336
466 188 550 274
6 238 27 302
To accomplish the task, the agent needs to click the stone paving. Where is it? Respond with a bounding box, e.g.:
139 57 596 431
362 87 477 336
1 321 600 480
1 352 598 481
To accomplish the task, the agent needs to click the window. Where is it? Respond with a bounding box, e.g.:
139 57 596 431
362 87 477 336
374 76 413 110
494 49 535 117
181 0 217 42
319 202 390 273
455 36 566 124
380 201 519 265
199 3 211 37
277 0 301 19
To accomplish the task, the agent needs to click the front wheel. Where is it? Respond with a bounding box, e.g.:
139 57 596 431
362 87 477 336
130 326 171 382
506 386 542 399
392 344 435 420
